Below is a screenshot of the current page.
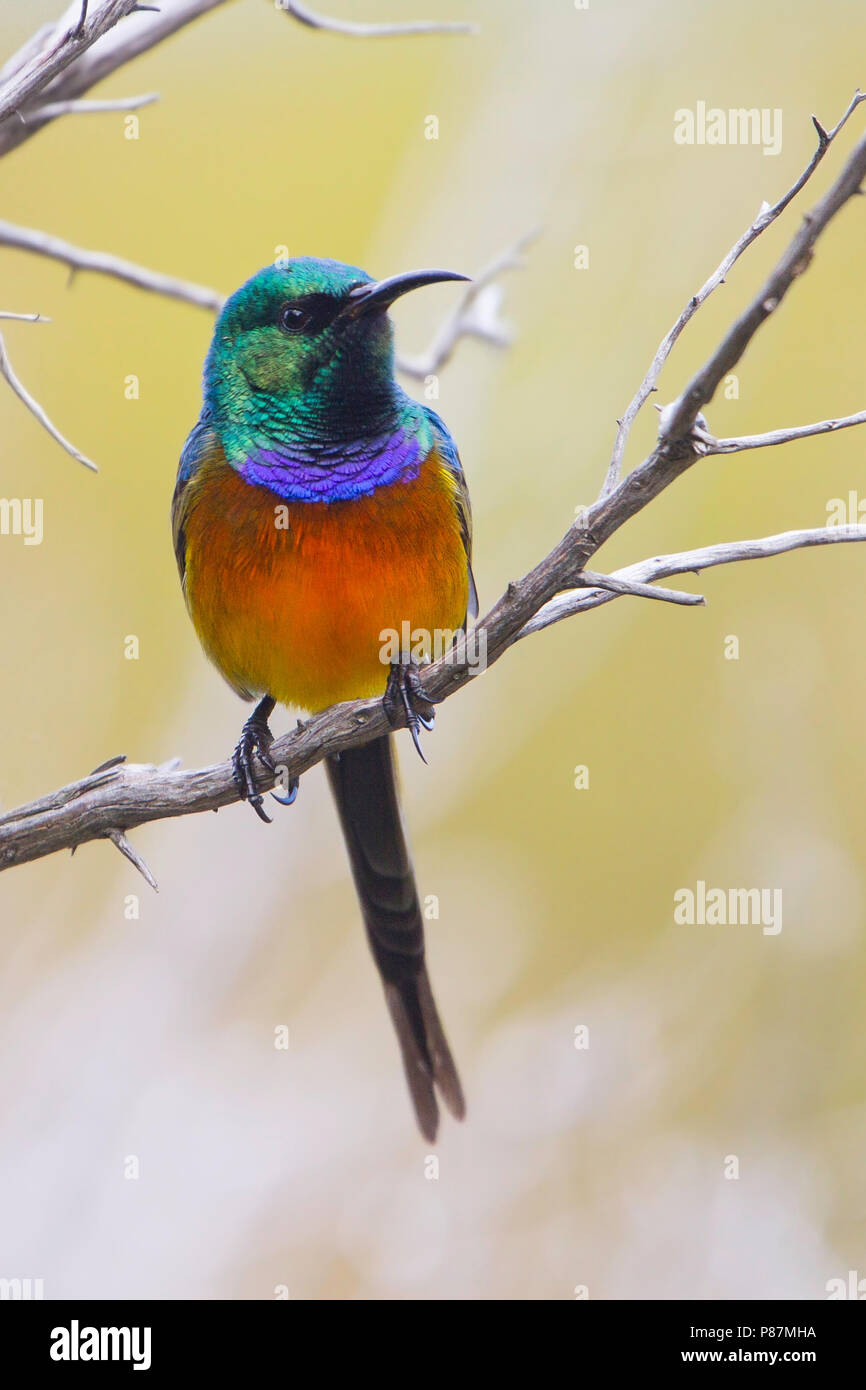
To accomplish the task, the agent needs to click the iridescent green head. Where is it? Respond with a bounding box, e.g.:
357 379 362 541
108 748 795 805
204 257 468 449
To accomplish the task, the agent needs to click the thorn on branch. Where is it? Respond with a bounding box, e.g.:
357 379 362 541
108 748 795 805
90 753 127 775
107 828 158 891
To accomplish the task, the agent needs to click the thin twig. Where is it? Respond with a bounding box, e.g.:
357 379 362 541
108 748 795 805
0 328 96 472
601 89 866 497
577 570 705 607
706 409 866 455
0 219 225 312
523 525 866 635
278 0 477 38
24 91 159 121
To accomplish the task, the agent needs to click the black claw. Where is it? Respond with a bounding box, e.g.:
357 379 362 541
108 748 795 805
384 661 436 762
249 795 273 825
409 722 428 765
232 695 279 823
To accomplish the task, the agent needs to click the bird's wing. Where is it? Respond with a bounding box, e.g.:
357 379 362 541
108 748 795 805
171 411 220 589
425 406 478 624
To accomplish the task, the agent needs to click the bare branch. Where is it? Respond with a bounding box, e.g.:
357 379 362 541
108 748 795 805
0 219 224 312
0 0 140 133
0 0 474 160
601 89 866 497
523 525 866 635
26 90 159 121
0 326 96 472
706 409 866 455
577 570 705 607
278 1 477 38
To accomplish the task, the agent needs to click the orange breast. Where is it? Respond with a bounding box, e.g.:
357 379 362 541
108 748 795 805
182 451 469 712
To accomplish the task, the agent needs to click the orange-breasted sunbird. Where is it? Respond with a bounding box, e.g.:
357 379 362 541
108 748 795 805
172 257 477 1140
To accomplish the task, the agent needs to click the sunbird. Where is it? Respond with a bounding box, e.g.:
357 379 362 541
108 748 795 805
172 257 477 1141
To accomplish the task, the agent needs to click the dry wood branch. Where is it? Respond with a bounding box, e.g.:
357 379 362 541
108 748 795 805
0 0 473 159
577 571 705 607
0 0 141 134
522 525 866 635
706 409 866 455
0 219 225 311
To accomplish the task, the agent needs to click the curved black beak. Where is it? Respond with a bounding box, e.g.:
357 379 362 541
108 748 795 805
346 268 470 316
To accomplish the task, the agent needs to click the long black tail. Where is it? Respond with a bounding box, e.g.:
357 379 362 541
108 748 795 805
326 734 465 1141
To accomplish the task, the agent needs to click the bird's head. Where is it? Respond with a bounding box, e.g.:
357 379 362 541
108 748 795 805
204 257 468 447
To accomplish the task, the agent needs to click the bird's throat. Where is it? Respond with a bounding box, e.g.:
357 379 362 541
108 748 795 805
221 392 435 504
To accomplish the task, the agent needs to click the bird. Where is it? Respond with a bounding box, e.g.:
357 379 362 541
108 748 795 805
172 256 477 1141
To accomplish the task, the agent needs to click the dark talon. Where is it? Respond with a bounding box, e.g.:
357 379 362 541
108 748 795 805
232 694 279 822
384 660 435 762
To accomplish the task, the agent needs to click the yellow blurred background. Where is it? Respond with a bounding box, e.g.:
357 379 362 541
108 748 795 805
1 0 865 1299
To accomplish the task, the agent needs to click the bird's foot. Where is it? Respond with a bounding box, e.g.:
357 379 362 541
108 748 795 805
231 695 298 822
383 660 435 763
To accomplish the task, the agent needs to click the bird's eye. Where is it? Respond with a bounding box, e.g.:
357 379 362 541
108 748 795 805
279 303 313 334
